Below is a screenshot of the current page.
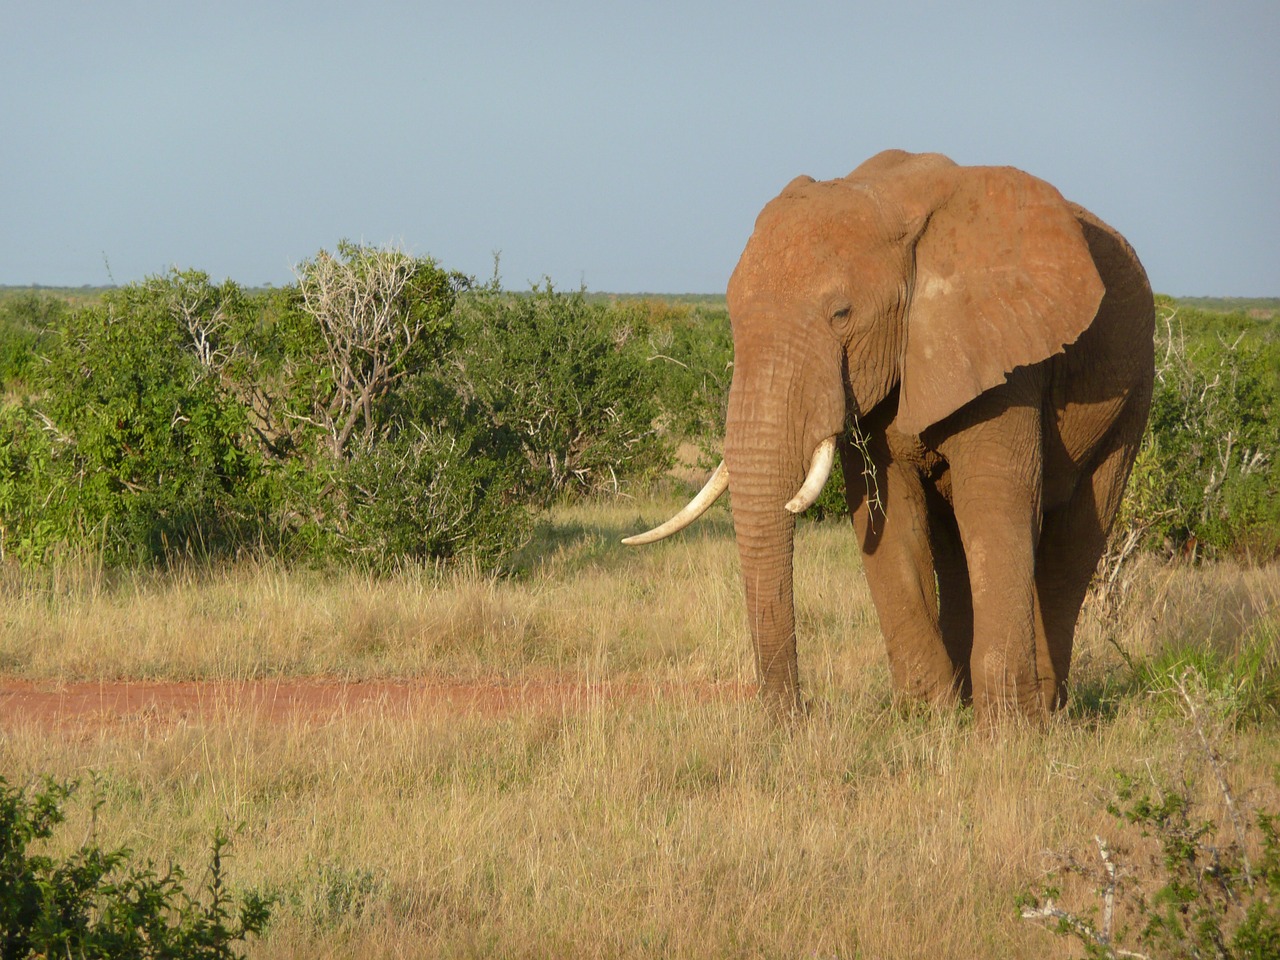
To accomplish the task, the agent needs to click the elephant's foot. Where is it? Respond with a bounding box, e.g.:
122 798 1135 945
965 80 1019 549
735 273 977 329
972 664 1051 727
886 647 965 708
757 682 805 721
1038 675 1068 713
755 643 803 718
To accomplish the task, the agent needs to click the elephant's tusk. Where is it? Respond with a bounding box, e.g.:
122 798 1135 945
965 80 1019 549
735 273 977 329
784 436 837 514
622 461 730 545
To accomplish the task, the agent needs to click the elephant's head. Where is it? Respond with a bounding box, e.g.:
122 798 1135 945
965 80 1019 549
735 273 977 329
626 150 1106 711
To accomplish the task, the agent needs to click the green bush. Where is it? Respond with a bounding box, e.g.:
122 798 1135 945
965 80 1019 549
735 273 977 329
0 775 272 959
3 272 267 563
0 293 66 392
637 299 734 444
1119 300 1280 560
1020 754 1280 959
452 283 672 502
0 405 66 564
0 250 530 570
337 420 529 567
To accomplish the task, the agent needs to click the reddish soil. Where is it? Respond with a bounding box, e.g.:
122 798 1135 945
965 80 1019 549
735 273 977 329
0 676 750 732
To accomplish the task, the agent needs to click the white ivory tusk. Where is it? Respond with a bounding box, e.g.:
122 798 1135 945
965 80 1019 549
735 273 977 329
621 461 730 545
784 436 837 514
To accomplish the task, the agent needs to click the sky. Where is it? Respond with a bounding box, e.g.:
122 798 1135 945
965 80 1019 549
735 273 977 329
2 1 1277 295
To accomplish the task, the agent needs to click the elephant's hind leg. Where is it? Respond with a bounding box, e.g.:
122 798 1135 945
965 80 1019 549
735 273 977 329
1034 389 1151 709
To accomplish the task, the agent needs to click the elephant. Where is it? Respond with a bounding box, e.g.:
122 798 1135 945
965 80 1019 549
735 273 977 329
625 149 1155 724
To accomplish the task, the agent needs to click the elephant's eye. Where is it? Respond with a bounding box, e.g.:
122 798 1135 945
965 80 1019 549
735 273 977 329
831 304 853 324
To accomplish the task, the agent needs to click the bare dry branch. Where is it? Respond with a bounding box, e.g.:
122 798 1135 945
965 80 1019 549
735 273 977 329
1020 895 1151 960
1097 835 1118 942
646 353 689 369
293 244 432 458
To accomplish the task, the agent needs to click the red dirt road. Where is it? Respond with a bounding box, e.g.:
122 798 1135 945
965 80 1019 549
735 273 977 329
0 677 750 731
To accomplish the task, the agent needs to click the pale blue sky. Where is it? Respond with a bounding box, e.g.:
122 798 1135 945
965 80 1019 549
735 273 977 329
2 1 1276 294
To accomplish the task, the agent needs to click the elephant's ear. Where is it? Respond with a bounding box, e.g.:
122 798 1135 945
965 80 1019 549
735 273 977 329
894 166 1105 435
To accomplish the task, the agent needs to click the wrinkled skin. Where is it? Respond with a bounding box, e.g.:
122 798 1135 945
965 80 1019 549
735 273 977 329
722 150 1154 723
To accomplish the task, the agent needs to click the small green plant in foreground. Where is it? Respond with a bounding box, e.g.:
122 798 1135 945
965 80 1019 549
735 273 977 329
1020 674 1280 959
0 775 273 960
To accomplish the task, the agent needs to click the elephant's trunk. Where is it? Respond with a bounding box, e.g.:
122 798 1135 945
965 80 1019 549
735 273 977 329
725 434 802 708
723 317 845 711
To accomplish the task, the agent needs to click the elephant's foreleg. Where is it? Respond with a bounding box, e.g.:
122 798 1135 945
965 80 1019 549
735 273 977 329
925 489 974 702
848 454 958 705
943 395 1046 722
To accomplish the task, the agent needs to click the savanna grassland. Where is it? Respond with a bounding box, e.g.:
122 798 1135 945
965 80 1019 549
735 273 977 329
3 497 1278 959
2 275 1278 957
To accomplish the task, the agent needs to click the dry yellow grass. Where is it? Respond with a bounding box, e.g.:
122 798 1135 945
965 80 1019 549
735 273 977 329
2 499 1278 958
0 500 748 683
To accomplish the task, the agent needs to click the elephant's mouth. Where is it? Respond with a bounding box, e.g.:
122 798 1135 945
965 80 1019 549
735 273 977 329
621 436 837 545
